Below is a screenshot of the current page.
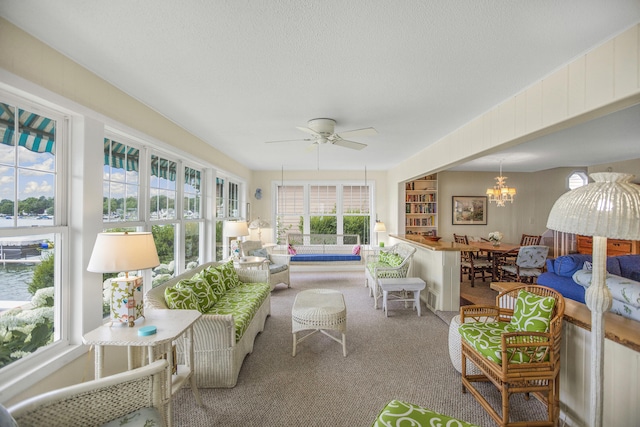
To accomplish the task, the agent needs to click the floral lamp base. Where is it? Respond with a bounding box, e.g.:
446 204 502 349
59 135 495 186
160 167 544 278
109 276 144 327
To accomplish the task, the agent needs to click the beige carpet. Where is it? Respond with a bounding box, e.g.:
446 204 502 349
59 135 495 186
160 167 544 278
172 270 545 426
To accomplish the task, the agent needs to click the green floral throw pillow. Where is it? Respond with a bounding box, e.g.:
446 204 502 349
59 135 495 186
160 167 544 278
510 290 556 333
216 260 242 290
176 276 218 312
202 266 228 298
164 286 200 310
386 253 404 267
379 251 390 264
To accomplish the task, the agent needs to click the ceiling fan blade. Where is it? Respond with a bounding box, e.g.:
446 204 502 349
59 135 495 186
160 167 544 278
265 138 313 144
306 142 318 152
336 127 378 139
332 139 367 150
296 126 321 137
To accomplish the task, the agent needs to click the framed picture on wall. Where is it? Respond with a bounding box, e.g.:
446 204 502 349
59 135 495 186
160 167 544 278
452 196 487 225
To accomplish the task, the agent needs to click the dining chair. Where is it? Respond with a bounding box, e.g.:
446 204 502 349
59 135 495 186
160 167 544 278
499 245 549 283
454 234 492 287
498 234 543 267
520 234 542 245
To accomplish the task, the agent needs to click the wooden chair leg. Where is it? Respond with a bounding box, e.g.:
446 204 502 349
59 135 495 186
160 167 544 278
501 386 510 427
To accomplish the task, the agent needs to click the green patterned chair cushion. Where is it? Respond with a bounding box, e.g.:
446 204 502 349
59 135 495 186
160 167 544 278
372 400 479 427
510 290 556 332
164 286 200 311
205 282 270 341
100 407 164 427
175 276 218 312
459 321 549 365
459 321 515 364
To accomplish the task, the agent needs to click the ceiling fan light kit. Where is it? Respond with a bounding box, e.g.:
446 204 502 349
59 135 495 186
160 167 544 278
266 118 377 152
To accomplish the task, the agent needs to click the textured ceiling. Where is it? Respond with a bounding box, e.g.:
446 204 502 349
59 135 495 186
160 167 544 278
1 1 639 172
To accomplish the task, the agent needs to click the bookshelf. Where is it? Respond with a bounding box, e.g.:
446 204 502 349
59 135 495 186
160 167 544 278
404 174 437 236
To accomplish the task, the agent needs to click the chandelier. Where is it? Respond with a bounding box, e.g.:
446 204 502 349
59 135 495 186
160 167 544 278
486 161 516 207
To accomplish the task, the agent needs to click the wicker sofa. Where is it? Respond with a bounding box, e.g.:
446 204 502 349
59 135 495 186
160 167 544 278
145 261 270 388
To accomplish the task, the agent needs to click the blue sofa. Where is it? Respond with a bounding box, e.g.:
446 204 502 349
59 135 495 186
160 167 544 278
537 253 640 321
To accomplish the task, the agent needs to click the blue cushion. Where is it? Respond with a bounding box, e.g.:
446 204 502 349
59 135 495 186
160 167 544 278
553 254 592 277
290 253 361 262
249 248 269 258
616 255 640 279
269 264 288 274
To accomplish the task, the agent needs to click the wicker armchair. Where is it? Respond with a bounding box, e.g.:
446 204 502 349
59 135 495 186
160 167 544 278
240 240 290 290
459 285 565 427
365 243 416 308
9 360 169 427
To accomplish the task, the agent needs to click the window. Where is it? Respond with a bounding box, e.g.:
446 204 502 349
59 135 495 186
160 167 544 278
343 185 371 245
150 155 177 220
0 99 66 370
183 166 202 270
276 185 304 244
275 182 372 245
568 171 588 190
103 138 140 222
310 185 337 237
215 176 243 259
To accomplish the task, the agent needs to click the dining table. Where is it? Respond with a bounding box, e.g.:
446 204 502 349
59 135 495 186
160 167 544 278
468 241 521 281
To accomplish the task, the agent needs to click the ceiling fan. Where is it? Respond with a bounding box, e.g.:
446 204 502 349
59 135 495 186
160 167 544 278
265 118 377 150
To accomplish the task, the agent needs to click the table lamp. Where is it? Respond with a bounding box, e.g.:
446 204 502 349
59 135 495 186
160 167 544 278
374 220 386 247
224 220 249 259
249 217 271 242
87 232 160 327
547 172 640 427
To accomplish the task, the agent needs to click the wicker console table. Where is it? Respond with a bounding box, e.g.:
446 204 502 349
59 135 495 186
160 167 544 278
292 289 347 357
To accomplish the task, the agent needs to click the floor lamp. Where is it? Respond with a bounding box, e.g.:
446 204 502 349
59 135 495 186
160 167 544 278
547 172 640 427
87 232 160 327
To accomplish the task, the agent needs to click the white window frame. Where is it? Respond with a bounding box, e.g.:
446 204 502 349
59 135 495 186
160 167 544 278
0 90 72 397
272 180 375 243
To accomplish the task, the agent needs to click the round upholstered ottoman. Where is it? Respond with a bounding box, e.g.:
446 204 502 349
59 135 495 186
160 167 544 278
448 314 481 375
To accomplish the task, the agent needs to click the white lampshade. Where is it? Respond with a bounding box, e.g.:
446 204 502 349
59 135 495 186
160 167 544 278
224 220 249 237
87 232 160 273
374 221 387 232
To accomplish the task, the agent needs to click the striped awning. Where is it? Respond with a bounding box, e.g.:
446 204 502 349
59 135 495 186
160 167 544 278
104 138 140 172
0 103 56 154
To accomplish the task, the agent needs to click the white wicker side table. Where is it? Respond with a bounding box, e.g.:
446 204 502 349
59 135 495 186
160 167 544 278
83 309 202 426
292 289 347 357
